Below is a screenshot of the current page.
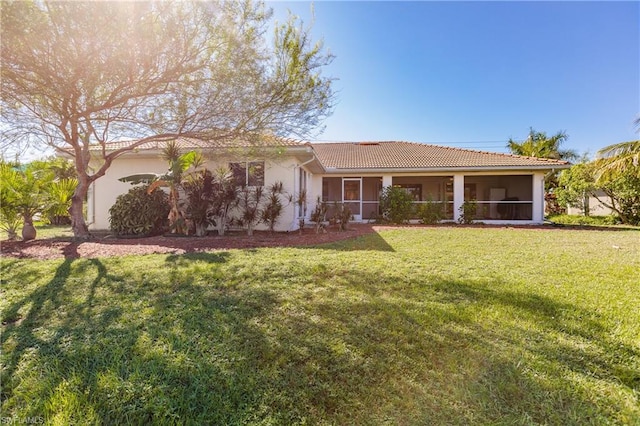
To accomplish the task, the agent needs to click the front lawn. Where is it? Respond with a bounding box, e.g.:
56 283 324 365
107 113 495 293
1 227 639 424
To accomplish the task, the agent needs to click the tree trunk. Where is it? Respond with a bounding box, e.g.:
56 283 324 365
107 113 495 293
69 178 91 239
195 222 207 237
582 191 590 217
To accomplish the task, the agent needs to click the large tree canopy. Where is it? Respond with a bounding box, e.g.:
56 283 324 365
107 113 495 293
1 0 334 238
556 159 640 225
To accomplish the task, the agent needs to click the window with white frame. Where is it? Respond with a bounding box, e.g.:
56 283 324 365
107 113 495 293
229 161 264 187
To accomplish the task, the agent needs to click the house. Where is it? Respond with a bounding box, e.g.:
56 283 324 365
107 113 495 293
84 137 570 232
566 190 615 216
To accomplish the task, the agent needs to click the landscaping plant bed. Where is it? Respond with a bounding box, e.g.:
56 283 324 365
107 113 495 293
0 224 377 260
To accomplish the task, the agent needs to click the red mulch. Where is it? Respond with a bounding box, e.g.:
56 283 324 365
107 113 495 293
0 224 378 260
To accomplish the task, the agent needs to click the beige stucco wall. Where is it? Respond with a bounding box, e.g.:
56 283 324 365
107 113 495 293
566 191 615 216
89 152 304 232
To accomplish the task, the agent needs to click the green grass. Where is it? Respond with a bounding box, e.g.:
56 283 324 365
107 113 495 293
2 227 639 424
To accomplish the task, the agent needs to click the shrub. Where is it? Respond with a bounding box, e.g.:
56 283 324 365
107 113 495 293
379 186 414 224
109 185 169 236
236 186 264 236
417 199 443 224
209 167 238 236
183 169 215 237
331 202 352 232
310 197 327 234
458 200 477 224
547 214 619 226
45 178 77 225
261 181 289 233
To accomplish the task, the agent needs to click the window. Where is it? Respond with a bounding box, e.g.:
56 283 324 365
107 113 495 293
229 161 264 187
298 169 307 218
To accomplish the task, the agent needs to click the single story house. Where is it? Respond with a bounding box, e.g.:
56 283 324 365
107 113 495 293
85 137 570 231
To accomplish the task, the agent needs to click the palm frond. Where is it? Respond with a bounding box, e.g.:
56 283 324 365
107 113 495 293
596 140 640 159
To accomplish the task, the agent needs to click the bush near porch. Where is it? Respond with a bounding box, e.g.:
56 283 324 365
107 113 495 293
1 227 638 424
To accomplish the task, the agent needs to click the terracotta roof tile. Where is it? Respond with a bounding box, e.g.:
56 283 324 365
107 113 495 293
92 134 306 152
311 141 570 170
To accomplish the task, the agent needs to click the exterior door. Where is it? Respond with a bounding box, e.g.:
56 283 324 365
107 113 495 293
342 178 362 221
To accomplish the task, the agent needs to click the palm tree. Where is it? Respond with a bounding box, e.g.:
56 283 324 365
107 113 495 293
507 128 577 161
594 140 640 181
119 141 204 234
594 117 640 181
508 128 577 195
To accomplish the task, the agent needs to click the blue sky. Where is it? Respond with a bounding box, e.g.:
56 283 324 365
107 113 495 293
270 1 639 157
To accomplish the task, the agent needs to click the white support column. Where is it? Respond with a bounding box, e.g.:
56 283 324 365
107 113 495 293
309 173 322 214
293 167 300 222
453 173 465 223
532 172 545 223
382 174 393 188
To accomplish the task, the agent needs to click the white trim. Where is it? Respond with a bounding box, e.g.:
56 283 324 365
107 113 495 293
532 173 545 223
453 174 465 222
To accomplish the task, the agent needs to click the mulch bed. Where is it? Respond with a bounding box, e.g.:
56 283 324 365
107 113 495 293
0 224 378 260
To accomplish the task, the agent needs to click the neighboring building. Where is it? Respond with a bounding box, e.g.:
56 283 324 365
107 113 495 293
82 137 570 232
566 190 615 216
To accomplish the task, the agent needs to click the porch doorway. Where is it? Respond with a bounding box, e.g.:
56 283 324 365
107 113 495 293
322 177 382 222
343 178 362 221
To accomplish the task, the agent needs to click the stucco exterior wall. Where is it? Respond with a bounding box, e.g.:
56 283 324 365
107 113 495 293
566 191 615 216
89 152 303 232
89 155 167 231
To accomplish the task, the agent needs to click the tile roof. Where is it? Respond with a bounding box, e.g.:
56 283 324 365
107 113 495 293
311 141 570 170
92 134 306 152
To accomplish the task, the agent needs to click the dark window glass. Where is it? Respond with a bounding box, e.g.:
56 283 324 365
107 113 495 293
248 162 264 186
229 162 246 187
229 161 264 187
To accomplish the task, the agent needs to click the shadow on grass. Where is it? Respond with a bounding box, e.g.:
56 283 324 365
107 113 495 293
305 229 395 252
1 258 124 411
0 224 393 259
165 251 231 265
1 259 638 424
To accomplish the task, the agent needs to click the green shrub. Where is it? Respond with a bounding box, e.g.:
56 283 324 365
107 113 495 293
261 181 289 233
109 185 169 236
547 214 619 226
380 186 414 224
330 202 352 231
417 199 444 224
310 197 328 234
458 200 477 224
